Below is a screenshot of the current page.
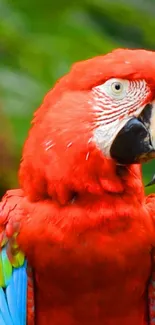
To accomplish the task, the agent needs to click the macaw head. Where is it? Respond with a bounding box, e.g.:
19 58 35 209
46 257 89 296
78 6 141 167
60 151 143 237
19 49 155 204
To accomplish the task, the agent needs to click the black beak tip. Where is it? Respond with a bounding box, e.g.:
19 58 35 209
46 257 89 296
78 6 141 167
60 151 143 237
145 174 155 187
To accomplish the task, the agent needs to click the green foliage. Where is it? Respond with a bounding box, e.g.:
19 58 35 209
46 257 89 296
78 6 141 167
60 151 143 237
0 0 155 193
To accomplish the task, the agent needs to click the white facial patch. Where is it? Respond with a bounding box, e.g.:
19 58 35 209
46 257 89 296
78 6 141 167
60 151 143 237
92 78 150 156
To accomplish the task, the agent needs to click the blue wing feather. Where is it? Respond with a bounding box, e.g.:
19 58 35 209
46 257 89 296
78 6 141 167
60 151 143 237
6 274 21 325
0 287 13 325
0 312 8 325
0 248 27 325
13 263 27 325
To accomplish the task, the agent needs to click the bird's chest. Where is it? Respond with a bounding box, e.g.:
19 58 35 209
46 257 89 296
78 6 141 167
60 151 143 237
34 213 152 304
28 209 154 325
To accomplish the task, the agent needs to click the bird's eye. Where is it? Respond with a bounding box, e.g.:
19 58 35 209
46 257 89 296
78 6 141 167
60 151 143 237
111 82 123 94
94 78 128 100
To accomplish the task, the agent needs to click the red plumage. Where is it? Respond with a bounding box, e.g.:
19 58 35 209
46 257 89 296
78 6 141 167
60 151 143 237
2 48 155 324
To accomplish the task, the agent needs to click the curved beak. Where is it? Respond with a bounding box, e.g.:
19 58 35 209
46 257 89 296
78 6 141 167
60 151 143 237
110 103 155 165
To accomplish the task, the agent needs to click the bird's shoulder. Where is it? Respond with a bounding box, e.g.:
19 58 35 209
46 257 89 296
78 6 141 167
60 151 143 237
0 189 29 325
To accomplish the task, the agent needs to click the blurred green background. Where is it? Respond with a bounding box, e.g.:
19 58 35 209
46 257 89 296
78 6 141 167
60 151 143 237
0 0 155 197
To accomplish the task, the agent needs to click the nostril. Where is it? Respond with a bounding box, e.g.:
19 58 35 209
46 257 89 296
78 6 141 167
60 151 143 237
110 117 154 164
123 118 148 138
132 124 147 136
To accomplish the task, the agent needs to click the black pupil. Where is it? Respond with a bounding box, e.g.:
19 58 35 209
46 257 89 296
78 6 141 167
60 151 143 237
115 83 121 90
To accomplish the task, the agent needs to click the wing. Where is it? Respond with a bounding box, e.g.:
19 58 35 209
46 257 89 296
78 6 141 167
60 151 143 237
145 194 155 325
0 189 34 325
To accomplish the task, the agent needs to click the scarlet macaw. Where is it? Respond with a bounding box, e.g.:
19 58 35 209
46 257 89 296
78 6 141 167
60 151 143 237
1 48 155 325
